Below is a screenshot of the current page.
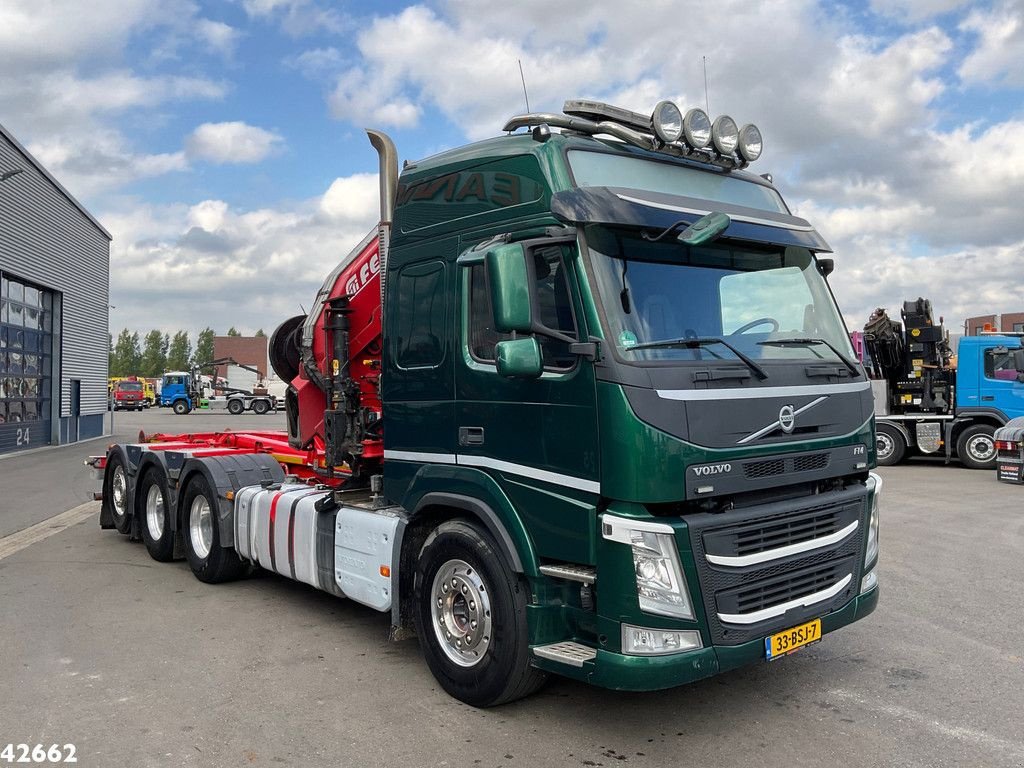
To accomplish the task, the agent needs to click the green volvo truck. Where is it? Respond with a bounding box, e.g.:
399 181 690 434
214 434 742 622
98 98 880 707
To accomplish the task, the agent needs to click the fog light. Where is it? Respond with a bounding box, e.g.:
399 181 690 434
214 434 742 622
711 115 739 154
861 568 877 594
622 624 702 656
651 100 683 144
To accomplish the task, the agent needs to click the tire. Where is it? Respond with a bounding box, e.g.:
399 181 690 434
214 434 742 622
875 424 906 466
414 520 546 707
136 406 143 412
227 399 244 415
181 474 247 583
252 399 269 415
957 424 997 470
172 400 190 415
107 455 132 534
139 467 174 562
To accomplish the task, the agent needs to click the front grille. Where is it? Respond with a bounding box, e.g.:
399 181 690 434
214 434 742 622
743 452 830 478
744 458 785 478
717 558 854 617
687 485 868 646
704 502 859 560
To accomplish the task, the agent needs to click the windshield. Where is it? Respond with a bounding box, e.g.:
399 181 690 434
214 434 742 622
568 150 788 214
117 381 143 392
584 226 855 365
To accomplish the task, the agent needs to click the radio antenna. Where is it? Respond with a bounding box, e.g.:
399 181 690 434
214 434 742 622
703 55 710 114
518 59 531 113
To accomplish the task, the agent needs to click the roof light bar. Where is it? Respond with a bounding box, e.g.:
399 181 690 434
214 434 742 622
503 99 765 171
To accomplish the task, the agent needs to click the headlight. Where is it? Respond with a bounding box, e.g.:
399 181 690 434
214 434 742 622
865 472 881 568
602 514 695 620
711 115 739 154
651 100 683 144
737 123 763 162
683 108 712 148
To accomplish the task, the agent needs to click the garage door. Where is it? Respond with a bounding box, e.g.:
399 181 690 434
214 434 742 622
0 273 53 453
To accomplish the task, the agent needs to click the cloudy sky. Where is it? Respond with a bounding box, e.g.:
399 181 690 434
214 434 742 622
1 0 1022 338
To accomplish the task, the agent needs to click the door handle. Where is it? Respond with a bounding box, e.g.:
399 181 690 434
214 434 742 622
458 426 485 446
981 395 994 401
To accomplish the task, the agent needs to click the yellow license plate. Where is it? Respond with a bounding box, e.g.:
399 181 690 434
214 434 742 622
765 618 821 660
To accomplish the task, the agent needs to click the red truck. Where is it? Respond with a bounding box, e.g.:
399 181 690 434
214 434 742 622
111 378 145 411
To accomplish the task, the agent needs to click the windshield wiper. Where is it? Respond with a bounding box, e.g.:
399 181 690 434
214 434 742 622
757 338 860 377
626 336 768 380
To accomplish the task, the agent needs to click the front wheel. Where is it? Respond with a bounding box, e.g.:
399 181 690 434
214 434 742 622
139 468 174 561
414 520 545 707
875 424 907 466
181 475 247 583
957 424 997 469
172 400 190 415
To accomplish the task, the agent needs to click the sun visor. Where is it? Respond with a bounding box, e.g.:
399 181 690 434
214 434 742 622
550 186 832 252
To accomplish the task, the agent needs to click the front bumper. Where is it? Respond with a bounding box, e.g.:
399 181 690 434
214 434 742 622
533 587 878 691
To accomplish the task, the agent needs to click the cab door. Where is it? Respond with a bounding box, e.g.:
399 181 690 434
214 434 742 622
455 240 599 564
978 345 1024 419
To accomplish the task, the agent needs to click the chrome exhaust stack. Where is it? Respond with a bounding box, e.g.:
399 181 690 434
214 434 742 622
366 129 398 307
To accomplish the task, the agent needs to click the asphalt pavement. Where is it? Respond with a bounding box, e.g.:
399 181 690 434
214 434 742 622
0 412 1022 768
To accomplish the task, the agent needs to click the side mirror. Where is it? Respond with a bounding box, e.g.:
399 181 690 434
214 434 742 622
817 258 835 278
495 338 542 379
486 243 534 333
1013 348 1024 372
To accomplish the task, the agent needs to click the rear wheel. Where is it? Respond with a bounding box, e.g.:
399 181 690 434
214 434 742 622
252 399 269 415
227 399 244 415
139 468 174 561
172 400 190 415
957 424 996 469
414 520 546 707
182 475 246 583
107 456 132 534
875 424 906 466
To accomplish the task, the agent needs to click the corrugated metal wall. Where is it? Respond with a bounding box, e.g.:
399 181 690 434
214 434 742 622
0 128 111 436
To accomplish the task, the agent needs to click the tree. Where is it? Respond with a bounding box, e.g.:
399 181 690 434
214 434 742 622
227 326 241 337
113 329 141 375
140 330 166 377
254 328 266 338
193 327 216 373
167 331 191 371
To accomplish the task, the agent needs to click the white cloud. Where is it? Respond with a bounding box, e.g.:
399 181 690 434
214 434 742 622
185 122 284 164
958 1 1024 87
26 131 188 197
104 175 380 336
196 19 243 58
237 0 348 36
869 0 971 22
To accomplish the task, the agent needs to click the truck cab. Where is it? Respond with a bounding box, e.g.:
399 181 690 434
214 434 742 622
955 336 1024 417
159 371 196 414
377 102 878 696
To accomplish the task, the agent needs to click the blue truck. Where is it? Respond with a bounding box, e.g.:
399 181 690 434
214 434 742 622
158 358 276 415
864 298 1024 468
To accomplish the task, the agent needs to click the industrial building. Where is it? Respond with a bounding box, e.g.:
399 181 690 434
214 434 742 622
964 312 1024 336
0 122 111 454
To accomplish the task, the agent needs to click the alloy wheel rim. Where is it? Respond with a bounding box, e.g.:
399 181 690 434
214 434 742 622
189 495 213 559
431 558 492 668
111 465 128 521
876 433 894 460
145 483 165 540
968 435 994 461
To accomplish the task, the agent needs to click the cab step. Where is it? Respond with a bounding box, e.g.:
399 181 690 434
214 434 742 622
538 563 596 584
533 641 597 668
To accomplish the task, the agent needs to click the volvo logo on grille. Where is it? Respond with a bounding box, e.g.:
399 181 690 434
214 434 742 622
779 405 796 434
692 463 732 476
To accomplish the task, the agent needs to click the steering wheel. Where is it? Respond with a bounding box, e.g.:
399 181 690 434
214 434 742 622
731 317 779 334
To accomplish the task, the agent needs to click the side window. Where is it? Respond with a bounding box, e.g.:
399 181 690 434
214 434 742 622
533 247 578 369
395 260 447 369
468 265 511 361
984 349 1018 381
466 246 578 371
